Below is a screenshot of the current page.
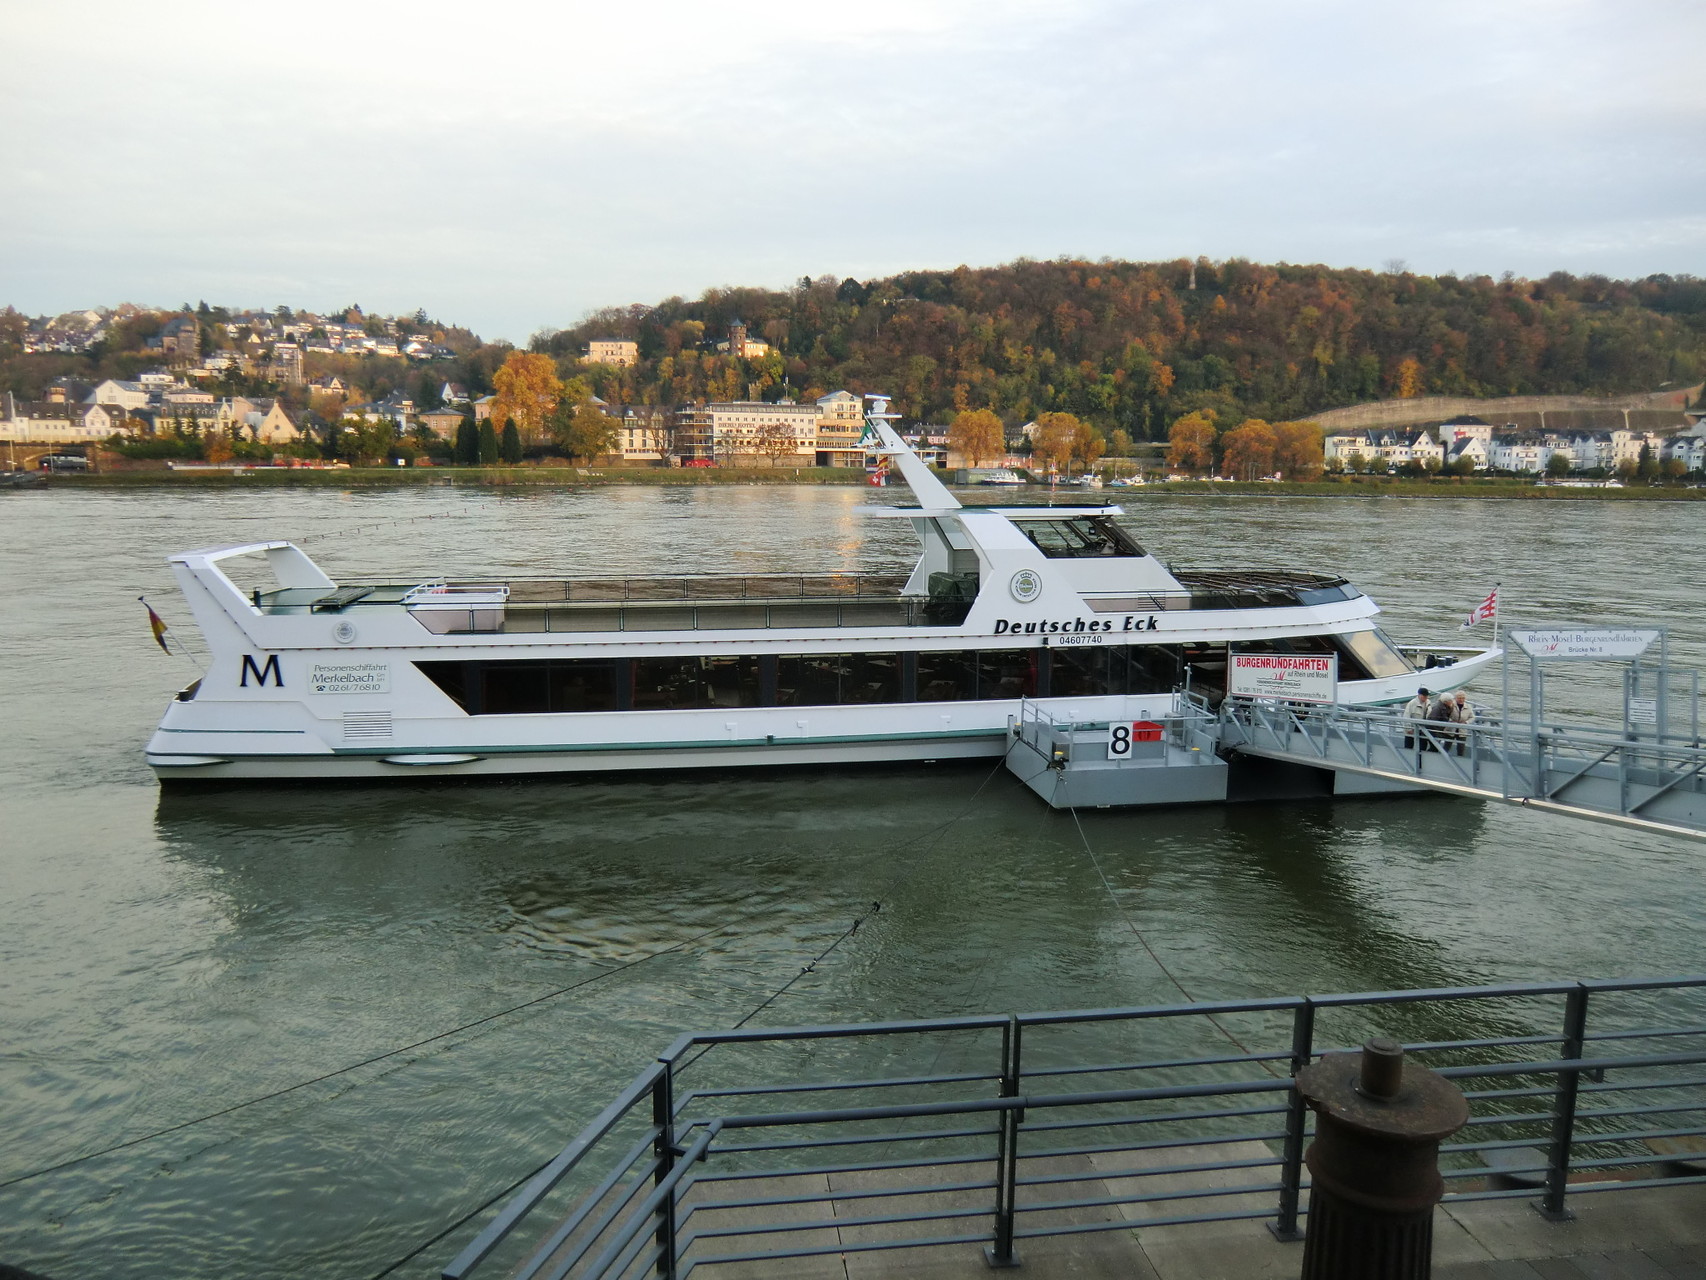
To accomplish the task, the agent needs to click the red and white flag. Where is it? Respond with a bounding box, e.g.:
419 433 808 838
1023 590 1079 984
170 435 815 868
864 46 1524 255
1460 585 1499 630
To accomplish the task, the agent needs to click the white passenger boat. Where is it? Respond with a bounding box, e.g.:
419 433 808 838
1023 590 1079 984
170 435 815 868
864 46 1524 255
146 398 1497 782
975 469 1026 486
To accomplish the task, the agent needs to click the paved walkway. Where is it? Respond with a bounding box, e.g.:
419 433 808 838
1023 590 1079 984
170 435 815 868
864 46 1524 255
658 1143 1706 1279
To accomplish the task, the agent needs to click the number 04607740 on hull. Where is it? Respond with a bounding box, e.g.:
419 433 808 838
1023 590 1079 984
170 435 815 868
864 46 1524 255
146 402 1494 782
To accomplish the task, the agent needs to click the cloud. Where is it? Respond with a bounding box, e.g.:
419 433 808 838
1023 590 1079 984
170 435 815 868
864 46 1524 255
2 0 1702 339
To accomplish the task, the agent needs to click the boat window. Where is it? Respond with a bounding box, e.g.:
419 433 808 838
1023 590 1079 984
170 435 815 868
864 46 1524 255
1009 515 1146 559
1122 644 1186 695
417 661 472 711
1050 645 1188 697
552 661 621 712
633 656 765 710
420 644 1183 714
704 656 762 708
1294 583 1360 606
917 650 977 701
976 650 1037 699
1335 629 1415 679
1051 646 1112 697
1011 516 1145 559
418 659 622 714
776 653 901 706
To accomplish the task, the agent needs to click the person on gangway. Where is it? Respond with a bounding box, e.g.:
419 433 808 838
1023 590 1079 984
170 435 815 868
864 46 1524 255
1403 687 1432 751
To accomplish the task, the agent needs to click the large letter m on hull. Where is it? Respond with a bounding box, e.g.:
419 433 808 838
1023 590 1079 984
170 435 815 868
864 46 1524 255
240 654 283 688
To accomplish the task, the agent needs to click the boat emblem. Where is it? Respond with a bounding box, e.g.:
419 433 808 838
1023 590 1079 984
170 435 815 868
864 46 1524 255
1009 569 1043 603
332 620 358 644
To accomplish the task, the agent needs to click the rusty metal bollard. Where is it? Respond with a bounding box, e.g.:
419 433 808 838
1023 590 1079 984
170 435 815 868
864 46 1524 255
1295 1037 1468 1280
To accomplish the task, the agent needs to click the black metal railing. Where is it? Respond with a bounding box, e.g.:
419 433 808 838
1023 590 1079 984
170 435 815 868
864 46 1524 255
442 976 1706 1280
552 573 910 603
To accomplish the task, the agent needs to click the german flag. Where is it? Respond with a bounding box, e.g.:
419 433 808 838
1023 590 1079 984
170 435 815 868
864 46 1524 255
140 596 173 654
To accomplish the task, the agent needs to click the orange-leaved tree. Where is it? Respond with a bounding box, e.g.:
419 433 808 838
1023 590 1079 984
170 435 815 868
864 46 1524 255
1166 411 1216 473
491 352 563 443
948 408 1004 467
1272 421 1324 480
1031 412 1103 475
1221 419 1277 480
1394 356 1424 399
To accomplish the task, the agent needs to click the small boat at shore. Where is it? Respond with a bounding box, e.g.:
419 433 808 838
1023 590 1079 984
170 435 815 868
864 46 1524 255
146 397 1496 783
974 469 1027 486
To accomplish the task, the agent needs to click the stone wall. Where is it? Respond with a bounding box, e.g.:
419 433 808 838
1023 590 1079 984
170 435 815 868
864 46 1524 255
1309 386 1701 432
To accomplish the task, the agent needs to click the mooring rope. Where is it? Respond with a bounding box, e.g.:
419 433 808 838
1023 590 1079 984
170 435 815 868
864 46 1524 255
1054 773 1279 1077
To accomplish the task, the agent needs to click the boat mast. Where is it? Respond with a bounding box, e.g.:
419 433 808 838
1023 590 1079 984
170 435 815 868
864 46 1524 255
863 394 961 510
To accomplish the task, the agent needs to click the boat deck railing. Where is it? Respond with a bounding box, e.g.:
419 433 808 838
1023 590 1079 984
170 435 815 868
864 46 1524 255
441 975 1706 1280
260 569 1377 636
366 572 916 604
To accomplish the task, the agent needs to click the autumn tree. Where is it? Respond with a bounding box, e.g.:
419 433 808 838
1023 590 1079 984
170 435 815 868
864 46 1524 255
1272 421 1324 480
1394 356 1424 399
203 427 234 465
948 408 1004 467
1107 428 1134 457
551 401 618 462
1080 425 1106 470
1166 411 1216 473
490 351 563 442
1221 419 1278 480
754 420 801 467
1031 412 1101 475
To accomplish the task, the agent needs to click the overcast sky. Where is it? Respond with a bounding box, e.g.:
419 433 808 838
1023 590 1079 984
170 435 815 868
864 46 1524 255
4 0 1703 342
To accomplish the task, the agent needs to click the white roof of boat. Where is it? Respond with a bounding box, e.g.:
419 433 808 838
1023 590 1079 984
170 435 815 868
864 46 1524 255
169 540 297 563
858 504 1126 518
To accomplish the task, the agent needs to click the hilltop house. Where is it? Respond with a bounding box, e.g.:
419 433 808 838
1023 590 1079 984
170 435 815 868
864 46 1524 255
585 339 639 367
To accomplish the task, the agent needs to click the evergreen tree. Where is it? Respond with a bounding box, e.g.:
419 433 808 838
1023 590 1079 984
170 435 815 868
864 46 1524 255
500 418 522 464
478 421 499 464
1637 442 1659 481
454 418 479 465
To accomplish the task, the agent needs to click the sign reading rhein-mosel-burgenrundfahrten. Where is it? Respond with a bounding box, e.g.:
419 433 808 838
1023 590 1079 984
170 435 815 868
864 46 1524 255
1507 629 1659 660
1227 653 1338 703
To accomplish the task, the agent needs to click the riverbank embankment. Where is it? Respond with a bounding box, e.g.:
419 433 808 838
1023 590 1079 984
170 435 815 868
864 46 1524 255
27 468 1706 499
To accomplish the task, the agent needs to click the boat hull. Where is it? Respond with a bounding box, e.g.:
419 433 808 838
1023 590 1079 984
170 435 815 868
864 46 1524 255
147 652 1496 783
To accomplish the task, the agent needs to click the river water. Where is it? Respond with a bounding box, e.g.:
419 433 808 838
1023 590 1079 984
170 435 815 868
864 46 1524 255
1 485 1702 1278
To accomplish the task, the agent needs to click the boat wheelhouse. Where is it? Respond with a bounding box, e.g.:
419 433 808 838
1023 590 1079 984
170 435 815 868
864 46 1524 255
146 399 1497 782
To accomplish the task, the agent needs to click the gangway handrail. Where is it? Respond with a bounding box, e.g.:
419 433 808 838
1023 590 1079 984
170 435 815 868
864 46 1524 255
1217 696 1706 840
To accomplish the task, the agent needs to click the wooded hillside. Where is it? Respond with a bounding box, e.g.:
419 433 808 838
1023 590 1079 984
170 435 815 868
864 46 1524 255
540 260 1706 436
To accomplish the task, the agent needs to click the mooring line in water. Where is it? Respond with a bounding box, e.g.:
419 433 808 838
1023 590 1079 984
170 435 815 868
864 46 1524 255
0 919 735 1193
365 754 1017 1278
366 1155 559 1280
673 752 1013 1079
1057 785 1278 1077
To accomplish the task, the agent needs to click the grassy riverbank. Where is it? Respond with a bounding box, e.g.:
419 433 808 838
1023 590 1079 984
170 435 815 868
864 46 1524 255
40 465 873 488
31 467 1706 498
1133 476 1706 499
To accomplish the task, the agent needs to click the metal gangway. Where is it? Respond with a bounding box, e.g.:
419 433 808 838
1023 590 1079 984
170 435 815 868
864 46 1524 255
1218 626 1706 842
